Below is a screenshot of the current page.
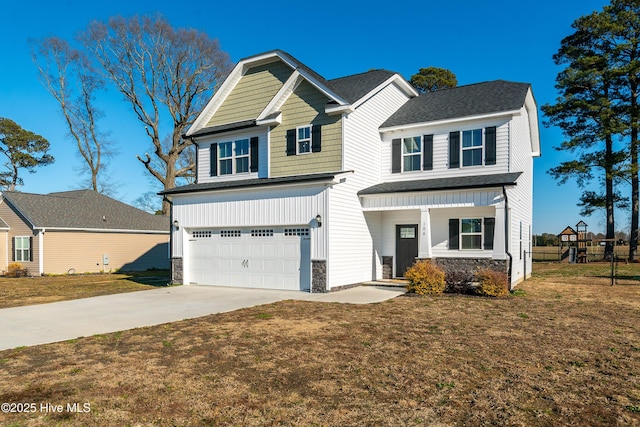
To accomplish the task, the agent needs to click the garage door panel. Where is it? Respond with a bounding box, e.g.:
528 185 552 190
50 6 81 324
189 227 310 291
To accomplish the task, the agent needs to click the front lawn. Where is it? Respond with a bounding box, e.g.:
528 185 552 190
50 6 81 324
0 271 170 308
0 267 638 426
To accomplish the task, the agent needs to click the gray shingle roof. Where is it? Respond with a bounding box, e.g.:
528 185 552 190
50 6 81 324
357 172 522 195
161 171 348 196
328 69 399 104
381 80 531 129
2 190 169 232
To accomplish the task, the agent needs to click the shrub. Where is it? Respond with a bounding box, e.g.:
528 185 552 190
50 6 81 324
6 262 29 278
405 260 446 295
475 268 509 297
444 270 474 294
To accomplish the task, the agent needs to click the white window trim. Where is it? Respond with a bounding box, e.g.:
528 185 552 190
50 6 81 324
460 218 483 250
14 236 30 262
218 138 251 176
402 136 422 173
296 125 312 155
461 129 484 168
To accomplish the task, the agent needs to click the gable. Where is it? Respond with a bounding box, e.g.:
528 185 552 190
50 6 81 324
270 80 343 177
206 60 293 127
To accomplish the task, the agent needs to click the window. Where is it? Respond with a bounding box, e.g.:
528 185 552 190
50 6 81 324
15 236 30 262
449 218 494 250
403 137 421 172
286 125 321 155
251 229 274 237
462 129 483 167
210 137 258 176
220 230 241 238
449 126 496 169
461 218 482 249
192 231 212 238
297 126 312 154
284 228 309 236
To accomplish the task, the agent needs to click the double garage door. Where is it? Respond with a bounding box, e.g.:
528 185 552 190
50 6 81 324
188 227 311 291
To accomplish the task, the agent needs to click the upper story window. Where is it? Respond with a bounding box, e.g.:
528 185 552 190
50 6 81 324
286 125 322 156
462 129 483 166
297 126 312 154
391 134 433 174
210 137 258 177
403 137 421 171
449 126 496 168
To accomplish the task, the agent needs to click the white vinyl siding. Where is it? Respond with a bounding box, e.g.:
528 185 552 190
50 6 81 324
328 81 412 287
381 118 510 182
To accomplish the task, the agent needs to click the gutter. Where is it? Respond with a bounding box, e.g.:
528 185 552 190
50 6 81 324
164 195 176 284
503 185 513 289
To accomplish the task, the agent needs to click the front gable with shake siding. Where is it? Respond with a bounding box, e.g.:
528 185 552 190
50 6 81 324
164 50 540 292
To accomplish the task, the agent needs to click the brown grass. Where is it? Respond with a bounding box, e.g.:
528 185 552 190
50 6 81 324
0 271 169 308
0 264 639 426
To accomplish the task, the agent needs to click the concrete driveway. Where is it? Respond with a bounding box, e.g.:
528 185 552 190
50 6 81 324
0 285 405 351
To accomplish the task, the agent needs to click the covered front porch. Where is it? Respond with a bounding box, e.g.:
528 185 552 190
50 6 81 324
361 188 510 280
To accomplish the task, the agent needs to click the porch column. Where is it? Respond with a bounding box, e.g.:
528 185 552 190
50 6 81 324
418 208 433 258
493 202 507 260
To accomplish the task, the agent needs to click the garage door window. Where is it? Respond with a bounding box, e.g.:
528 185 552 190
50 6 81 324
284 228 309 236
192 231 212 238
220 230 241 237
251 229 274 237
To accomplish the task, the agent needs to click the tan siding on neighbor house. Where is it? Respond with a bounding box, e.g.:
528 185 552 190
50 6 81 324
0 201 38 275
43 231 169 274
206 61 292 127
270 80 342 176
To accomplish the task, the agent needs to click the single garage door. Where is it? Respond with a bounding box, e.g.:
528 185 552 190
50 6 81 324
188 227 311 291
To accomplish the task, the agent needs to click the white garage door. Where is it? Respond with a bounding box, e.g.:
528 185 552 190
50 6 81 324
188 227 311 291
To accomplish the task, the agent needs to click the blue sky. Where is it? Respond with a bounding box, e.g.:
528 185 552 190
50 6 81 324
0 0 621 234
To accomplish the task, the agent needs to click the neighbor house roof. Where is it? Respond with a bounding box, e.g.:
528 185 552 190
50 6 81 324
1 190 169 232
327 69 399 104
161 171 350 196
358 172 522 195
380 80 532 129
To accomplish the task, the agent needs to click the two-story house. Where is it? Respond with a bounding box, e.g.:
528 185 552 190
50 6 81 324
161 50 540 292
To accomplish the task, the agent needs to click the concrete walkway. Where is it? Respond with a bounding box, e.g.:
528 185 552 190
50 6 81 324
0 285 405 351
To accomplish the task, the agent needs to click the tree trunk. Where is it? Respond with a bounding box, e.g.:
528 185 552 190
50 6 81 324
605 133 615 260
629 78 639 262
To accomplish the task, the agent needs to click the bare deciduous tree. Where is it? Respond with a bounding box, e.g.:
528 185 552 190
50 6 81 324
81 15 232 214
31 37 113 193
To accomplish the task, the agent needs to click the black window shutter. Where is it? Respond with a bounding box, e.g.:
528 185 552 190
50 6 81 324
250 137 259 172
209 143 218 177
449 132 460 168
484 217 495 250
11 237 15 261
449 219 459 250
485 126 497 165
286 129 296 156
311 125 322 152
29 237 33 262
423 134 433 170
391 139 401 173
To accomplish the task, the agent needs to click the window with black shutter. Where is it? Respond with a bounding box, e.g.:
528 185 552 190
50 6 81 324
449 219 460 250
423 134 433 170
391 139 401 173
485 126 496 165
449 131 460 168
484 217 495 250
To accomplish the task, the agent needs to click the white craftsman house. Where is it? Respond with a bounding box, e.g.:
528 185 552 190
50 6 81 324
162 50 540 292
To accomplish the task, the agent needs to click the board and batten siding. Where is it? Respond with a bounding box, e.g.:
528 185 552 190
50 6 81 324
270 80 342 177
327 82 412 287
206 61 292 127
171 184 329 261
42 231 169 274
0 201 39 274
380 118 511 183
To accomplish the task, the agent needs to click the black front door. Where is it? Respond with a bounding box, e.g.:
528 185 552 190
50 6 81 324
396 224 418 277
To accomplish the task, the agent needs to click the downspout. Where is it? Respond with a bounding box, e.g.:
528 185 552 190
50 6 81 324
502 186 513 288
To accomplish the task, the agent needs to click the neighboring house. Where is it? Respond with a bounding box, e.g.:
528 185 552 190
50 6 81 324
162 50 540 292
0 190 170 275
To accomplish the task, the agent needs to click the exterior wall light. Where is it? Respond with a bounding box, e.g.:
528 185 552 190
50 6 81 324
173 220 179 230
315 214 322 227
